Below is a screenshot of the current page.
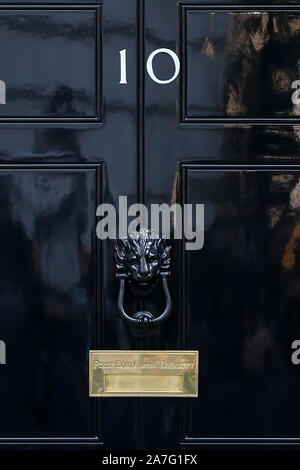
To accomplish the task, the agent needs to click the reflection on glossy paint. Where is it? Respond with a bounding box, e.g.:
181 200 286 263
184 168 300 436
0 168 95 436
186 10 300 118
0 10 96 117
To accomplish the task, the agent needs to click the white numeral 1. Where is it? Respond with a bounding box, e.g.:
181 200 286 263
119 49 127 85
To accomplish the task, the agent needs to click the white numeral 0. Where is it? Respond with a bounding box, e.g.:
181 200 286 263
119 48 180 85
146 48 180 84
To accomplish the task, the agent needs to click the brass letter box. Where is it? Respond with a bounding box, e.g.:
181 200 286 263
89 350 198 397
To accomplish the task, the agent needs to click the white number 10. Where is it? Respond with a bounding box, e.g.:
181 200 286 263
119 48 180 85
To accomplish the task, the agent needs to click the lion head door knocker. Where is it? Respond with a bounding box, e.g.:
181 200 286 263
114 229 171 337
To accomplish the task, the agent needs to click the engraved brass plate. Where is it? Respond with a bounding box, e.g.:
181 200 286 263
89 350 198 397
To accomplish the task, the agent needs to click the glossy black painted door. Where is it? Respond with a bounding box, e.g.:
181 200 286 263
142 0 300 449
0 0 139 449
2 0 300 451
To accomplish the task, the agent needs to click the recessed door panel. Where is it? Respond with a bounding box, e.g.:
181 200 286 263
182 7 300 121
181 165 300 439
0 165 101 439
0 6 100 121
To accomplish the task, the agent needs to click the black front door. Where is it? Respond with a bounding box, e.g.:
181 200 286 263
1 0 300 451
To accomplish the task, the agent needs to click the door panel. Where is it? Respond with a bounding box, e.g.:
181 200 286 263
0 165 100 440
0 6 100 121
182 165 300 441
182 7 300 120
